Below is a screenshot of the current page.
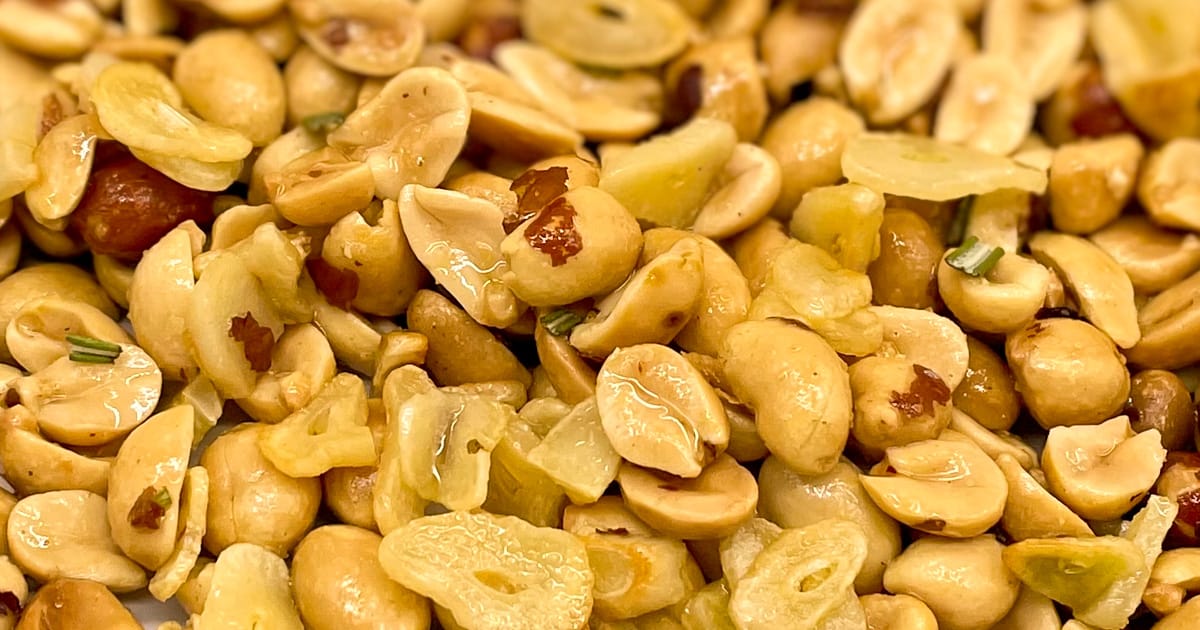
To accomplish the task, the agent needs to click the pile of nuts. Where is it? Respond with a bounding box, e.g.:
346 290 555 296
0 0 1199 629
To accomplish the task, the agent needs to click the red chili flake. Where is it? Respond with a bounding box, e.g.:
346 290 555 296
40 93 64 139
523 197 583 267
508 166 569 230
889 364 951 419
306 257 360 310
127 486 168 530
229 313 275 372
1175 488 1200 537
1070 65 1137 138
322 18 352 49
0 591 18 617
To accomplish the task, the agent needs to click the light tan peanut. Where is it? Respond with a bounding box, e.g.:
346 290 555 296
861 438 1008 538
323 199 425 317
283 45 362 127
1090 216 1200 295
1006 318 1130 428
1029 231 1140 349
501 186 643 307
721 319 851 475
760 97 865 220
934 54 1035 156
664 37 767 142
405 289 531 388
173 30 285 147
399 186 518 328
290 0 424 77
597 343 729 479
569 237 704 358
329 67 470 200
1139 138 1200 232
495 41 663 142
840 0 959 125
981 0 1088 100
1047 134 1143 235
1127 270 1200 370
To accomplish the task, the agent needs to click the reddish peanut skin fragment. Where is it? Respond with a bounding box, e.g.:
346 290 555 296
71 155 215 260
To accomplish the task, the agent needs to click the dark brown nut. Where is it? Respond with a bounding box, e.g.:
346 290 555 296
1157 452 1200 546
953 336 1021 432
71 153 215 261
1126 370 1196 451
457 0 521 61
867 209 942 310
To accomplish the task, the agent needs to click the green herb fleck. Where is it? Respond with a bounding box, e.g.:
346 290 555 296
152 487 172 509
69 351 117 364
946 236 1004 277
540 309 583 337
947 195 974 246
302 111 346 135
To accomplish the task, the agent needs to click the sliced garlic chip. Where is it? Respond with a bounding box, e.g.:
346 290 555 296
399 185 520 328
520 0 694 69
934 54 1035 156
290 0 424 77
90 61 252 163
839 0 959 125
196 543 304 630
328 67 470 200
599 117 738 229
128 147 243 192
842 133 1048 201
14 342 162 446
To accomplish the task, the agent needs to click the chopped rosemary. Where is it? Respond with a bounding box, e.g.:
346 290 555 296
301 111 346 134
69 351 117 364
540 309 583 336
66 334 120 354
67 334 121 363
152 487 172 509
946 236 1004 277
